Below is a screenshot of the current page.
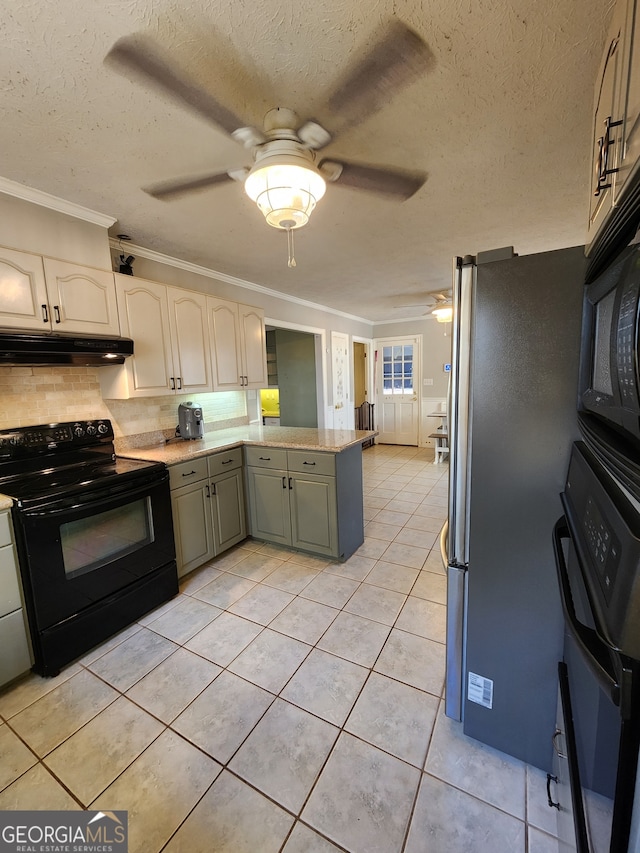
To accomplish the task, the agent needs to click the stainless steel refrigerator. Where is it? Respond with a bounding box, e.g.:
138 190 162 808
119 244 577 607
445 245 586 770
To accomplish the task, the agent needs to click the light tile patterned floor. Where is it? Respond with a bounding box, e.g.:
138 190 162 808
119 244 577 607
0 444 561 852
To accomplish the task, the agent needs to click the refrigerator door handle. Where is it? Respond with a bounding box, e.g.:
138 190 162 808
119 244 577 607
445 563 468 720
448 257 474 567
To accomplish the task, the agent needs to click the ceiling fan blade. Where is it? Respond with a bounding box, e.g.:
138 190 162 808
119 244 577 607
143 171 238 200
326 20 431 132
320 159 426 200
105 34 253 137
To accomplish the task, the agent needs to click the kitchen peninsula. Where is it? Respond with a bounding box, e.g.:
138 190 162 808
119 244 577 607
117 426 376 575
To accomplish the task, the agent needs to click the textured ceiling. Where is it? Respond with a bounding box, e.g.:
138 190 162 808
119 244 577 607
0 0 613 321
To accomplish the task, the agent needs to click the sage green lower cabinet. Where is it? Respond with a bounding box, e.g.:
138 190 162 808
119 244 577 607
169 449 245 577
210 468 246 553
245 443 364 560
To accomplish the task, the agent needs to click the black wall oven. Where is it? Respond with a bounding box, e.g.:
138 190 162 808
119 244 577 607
553 442 640 851
0 420 178 676
579 236 640 503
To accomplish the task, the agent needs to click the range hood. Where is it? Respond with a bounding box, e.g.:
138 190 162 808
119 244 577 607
0 332 134 366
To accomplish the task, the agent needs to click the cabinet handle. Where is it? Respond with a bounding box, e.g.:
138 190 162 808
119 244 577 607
302 461 316 466
289 476 293 490
53 305 61 324
41 304 49 323
244 375 248 385
552 728 566 759
240 375 245 386
177 376 182 390
594 115 623 196
546 774 560 810
205 483 210 497
211 483 216 496
282 476 287 489
182 470 197 477
170 377 176 390
259 456 271 461
222 459 234 465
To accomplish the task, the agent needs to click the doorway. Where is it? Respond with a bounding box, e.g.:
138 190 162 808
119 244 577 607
374 336 421 445
264 321 326 428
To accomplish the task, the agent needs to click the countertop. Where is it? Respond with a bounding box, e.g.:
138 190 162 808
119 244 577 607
116 425 378 466
0 495 13 511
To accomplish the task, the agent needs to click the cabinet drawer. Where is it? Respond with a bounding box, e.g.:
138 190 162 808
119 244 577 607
287 449 335 476
208 447 243 477
0 511 12 547
0 543 21 618
168 457 209 489
0 609 32 686
245 446 287 470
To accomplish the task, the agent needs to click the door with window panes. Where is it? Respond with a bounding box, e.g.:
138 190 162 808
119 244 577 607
375 337 420 445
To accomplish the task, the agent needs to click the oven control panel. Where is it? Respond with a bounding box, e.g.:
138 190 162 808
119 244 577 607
583 495 620 604
0 420 114 454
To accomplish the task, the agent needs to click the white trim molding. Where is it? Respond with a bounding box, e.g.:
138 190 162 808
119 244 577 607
109 238 373 326
0 176 116 227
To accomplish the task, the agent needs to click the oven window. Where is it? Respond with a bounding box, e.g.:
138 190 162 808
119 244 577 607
593 289 616 396
60 496 154 579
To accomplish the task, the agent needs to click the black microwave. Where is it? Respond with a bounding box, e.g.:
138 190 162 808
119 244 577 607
578 239 640 500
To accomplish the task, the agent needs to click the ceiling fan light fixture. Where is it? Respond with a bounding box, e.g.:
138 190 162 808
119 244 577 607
431 304 453 323
244 148 326 230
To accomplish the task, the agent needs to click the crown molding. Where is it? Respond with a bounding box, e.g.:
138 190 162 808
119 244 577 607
109 238 374 326
0 176 116 227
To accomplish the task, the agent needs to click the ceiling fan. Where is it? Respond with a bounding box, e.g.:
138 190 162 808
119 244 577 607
104 20 432 263
395 290 453 321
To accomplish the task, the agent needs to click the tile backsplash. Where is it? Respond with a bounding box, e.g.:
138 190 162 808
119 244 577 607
0 367 248 436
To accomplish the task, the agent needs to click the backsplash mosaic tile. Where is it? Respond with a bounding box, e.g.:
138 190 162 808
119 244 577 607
0 367 248 436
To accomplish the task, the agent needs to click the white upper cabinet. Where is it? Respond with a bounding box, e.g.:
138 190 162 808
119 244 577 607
616 0 640 196
99 275 212 398
208 296 267 391
166 286 212 394
0 247 119 335
587 1 627 246
41 258 119 336
587 0 640 250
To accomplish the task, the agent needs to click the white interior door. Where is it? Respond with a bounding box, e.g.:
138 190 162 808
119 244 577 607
375 337 420 445
331 331 350 430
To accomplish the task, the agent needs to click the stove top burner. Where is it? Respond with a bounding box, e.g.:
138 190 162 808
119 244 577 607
0 419 163 507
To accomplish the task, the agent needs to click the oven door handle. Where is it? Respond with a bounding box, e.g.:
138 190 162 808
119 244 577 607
553 517 621 708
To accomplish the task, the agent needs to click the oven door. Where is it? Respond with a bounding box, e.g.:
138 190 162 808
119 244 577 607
553 518 640 852
14 467 176 633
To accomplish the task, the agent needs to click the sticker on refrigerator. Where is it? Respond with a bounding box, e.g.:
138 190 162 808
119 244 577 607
467 672 493 709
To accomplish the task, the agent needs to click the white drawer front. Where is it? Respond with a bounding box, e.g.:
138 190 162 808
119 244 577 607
0 609 32 686
0 543 21 618
0 511 12 548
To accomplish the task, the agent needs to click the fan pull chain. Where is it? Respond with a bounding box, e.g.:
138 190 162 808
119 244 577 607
287 228 296 268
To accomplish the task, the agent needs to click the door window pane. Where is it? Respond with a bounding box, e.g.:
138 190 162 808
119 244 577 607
382 344 414 394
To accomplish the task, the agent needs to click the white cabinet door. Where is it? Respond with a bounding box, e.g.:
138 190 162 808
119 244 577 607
616 0 640 198
239 304 267 389
587 1 627 247
208 297 266 390
42 258 119 336
0 248 120 335
0 246 49 331
167 287 212 394
102 276 174 398
208 296 243 390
